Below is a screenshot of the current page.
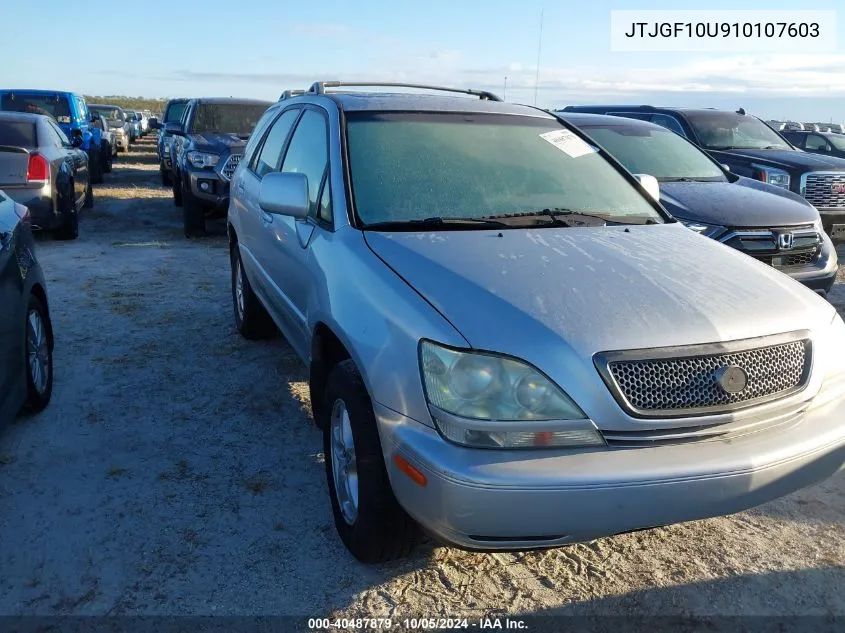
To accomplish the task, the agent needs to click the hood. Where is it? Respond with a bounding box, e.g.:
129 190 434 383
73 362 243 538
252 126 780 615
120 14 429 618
708 147 845 171
189 133 247 154
660 177 819 227
365 224 833 363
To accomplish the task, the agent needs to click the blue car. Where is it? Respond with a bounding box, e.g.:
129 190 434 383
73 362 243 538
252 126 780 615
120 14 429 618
0 90 106 184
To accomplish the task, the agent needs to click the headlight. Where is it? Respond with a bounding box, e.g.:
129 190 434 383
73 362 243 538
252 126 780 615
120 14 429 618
187 151 220 168
162 144 170 155
419 341 604 449
678 218 726 239
807 313 845 411
751 164 790 189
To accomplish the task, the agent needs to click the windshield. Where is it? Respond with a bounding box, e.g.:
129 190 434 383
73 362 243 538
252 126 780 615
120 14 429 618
0 93 71 123
190 104 267 135
346 112 663 227
685 112 792 150
165 102 187 123
91 107 125 122
580 123 726 182
0 121 37 147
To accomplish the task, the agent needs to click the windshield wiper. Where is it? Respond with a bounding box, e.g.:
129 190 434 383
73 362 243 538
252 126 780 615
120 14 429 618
485 208 656 226
364 216 511 231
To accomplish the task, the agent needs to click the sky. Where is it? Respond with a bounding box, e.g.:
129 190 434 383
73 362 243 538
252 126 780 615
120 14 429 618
5 0 845 122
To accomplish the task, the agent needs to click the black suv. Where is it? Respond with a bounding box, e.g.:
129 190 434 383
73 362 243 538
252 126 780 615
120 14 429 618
781 130 845 160
560 105 845 243
151 97 189 186
165 98 271 237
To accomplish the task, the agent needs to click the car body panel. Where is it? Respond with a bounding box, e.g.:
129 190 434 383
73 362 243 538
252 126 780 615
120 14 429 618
230 91 845 551
0 192 50 427
0 113 89 231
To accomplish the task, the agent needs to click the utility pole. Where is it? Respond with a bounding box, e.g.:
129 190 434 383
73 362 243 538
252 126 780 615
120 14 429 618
534 9 544 106
504 76 508 101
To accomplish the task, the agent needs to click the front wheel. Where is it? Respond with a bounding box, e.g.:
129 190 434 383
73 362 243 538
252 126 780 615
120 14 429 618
172 171 182 206
231 246 275 339
23 295 53 413
182 178 206 238
323 360 419 563
161 168 172 187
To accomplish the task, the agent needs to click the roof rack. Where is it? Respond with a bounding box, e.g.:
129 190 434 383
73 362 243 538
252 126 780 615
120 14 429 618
306 81 502 101
279 89 306 101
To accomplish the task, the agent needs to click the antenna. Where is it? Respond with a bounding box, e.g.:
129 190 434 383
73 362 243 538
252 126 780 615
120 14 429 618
533 9 544 106
504 76 508 101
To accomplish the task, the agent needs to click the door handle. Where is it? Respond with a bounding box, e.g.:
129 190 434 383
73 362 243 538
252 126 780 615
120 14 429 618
237 182 245 195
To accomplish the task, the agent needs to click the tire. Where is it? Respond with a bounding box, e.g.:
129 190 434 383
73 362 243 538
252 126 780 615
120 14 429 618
322 360 419 563
23 294 53 413
182 178 206 238
161 168 171 187
172 170 182 206
90 150 103 185
231 246 275 339
83 180 94 209
55 183 80 240
102 142 112 173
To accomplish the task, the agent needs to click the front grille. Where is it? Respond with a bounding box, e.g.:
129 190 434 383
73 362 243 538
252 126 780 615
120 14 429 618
802 172 845 208
596 334 812 418
220 154 242 180
720 226 821 270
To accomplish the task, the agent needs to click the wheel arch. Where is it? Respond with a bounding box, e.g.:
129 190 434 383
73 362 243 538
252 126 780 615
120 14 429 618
310 321 353 429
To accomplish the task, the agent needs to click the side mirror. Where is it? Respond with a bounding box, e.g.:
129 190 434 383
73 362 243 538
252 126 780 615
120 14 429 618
258 172 309 218
633 173 660 202
71 134 84 148
164 122 184 136
148 117 160 129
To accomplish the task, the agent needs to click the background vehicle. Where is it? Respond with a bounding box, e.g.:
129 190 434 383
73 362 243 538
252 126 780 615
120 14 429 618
560 113 838 294
88 105 130 153
165 97 270 237
803 123 821 133
560 105 845 243
781 130 845 160
0 112 92 239
138 111 149 136
0 192 53 427
228 81 845 563
0 89 104 185
151 98 188 185
126 110 142 142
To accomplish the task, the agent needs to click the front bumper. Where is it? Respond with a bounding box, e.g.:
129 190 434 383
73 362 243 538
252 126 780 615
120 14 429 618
781 234 839 295
186 167 230 212
378 390 845 550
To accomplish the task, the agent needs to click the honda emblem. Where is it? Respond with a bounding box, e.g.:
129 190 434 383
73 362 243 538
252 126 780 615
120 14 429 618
776 232 795 250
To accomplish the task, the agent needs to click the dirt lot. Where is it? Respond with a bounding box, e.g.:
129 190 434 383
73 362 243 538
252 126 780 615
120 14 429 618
0 139 842 619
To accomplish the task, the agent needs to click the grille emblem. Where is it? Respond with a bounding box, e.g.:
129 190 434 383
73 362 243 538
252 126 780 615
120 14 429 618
714 366 748 394
775 231 795 250
832 182 845 194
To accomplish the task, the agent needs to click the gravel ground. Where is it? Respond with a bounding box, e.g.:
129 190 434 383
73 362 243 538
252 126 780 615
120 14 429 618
0 139 842 619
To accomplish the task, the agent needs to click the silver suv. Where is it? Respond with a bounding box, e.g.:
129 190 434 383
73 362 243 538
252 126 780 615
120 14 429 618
227 82 845 563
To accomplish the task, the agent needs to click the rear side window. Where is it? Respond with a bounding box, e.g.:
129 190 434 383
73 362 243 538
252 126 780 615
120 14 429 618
648 114 686 137
243 107 283 168
164 101 188 123
0 121 37 147
253 109 299 177
0 93 72 123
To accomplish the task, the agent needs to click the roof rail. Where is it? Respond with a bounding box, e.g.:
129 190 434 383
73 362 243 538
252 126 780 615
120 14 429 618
279 89 306 101
306 81 502 101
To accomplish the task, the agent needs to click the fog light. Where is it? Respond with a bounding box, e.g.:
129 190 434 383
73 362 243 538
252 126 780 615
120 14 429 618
199 182 210 192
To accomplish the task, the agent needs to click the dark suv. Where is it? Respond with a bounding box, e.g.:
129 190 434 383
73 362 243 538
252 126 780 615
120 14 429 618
165 98 271 237
560 105 845 243
151 97 189 186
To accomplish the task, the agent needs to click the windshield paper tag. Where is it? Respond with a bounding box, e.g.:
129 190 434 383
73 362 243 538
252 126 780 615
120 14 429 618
540 129 597 158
